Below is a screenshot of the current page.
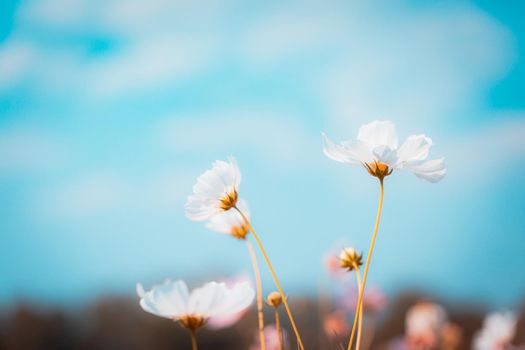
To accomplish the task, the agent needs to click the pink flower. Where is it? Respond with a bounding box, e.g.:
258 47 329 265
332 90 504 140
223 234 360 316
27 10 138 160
250 325 289 350
337 286 387 314
323 311 350 340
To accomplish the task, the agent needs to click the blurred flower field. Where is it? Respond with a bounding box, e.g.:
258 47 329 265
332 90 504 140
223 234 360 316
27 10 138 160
2 291 524 349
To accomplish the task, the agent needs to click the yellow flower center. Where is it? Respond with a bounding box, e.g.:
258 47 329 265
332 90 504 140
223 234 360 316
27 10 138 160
178 315 206 331
230 224 249 240
363 161 392 180
219 190 238 210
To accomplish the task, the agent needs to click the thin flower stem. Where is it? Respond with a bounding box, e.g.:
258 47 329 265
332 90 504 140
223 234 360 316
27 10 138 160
275 309 283 350
234 207 305 350
246 240 266 350
190 329 198 350
346 179 384 350
353 265 364 350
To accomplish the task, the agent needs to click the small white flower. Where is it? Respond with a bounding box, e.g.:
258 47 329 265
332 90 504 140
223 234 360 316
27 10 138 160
205 199 250 239
137 279 255 330
322 120 446 182
473 312 517 350
405 301 448 338
185 157 242 221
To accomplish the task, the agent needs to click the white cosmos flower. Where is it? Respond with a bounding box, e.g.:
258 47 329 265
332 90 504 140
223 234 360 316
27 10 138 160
137 279 255 330
322 120 446 182
205 199 250 239
185 157 242 221
473 312 517 350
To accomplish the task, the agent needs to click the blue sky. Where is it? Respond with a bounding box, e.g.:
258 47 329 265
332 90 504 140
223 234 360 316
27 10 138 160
1 0 524 308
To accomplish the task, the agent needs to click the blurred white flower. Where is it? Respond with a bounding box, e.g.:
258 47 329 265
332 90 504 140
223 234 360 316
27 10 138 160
185 157 241 221
205 199 250 239
136 279 254 330
473 312 517 350
206 275 253 330
405 301 448 347
322 120 446 182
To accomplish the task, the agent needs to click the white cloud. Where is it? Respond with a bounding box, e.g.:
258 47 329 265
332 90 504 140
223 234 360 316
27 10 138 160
0 40 36 89
447 115 525 179
0 127 69 173
0 0 516 111
2 0 224 98
37 173 130 221
155 109 319 167
313 3 514 130
240 10 344 66
85 35 216 98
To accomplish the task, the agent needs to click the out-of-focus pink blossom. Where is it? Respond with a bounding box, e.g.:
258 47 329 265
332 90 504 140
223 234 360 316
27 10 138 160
323 311 350 340
323 250 346 279
337 286 387 314
250 325 289 350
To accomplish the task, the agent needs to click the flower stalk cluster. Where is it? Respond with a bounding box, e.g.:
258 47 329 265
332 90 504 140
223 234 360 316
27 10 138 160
135 120 445 350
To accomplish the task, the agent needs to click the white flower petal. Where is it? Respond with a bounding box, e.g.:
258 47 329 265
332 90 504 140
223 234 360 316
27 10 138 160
137 279 254 323
371 145 398 167
322 133 373 164
206 199 249 235
473 312 517 350
188 281 224 316
185 157 241 221
404 158 446 183
357 120 399 149
136 283 146 298
207 281 255 317
396 134 432 164
322 133 358 164
138 279 190 319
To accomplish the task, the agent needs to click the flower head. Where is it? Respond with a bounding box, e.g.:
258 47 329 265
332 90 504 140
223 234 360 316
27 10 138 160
266 291 283 308
185 157 241 221
322 120 446 182
205 199 250 239
405 301 448 348
137 279 254 331
473 312 517 350
339 247 363 271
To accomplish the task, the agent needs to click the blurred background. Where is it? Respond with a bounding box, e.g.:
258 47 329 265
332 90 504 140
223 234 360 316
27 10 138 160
1 0 524 348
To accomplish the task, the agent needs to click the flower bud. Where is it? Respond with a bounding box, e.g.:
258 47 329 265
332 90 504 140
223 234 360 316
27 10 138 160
339 247 363 271
266 291 282 308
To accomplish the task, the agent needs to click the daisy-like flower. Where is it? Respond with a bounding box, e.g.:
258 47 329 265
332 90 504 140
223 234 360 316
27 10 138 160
205 199 250 239
136 279 254 331
185 157 241 221
322 120 446 182
473 312 517 350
